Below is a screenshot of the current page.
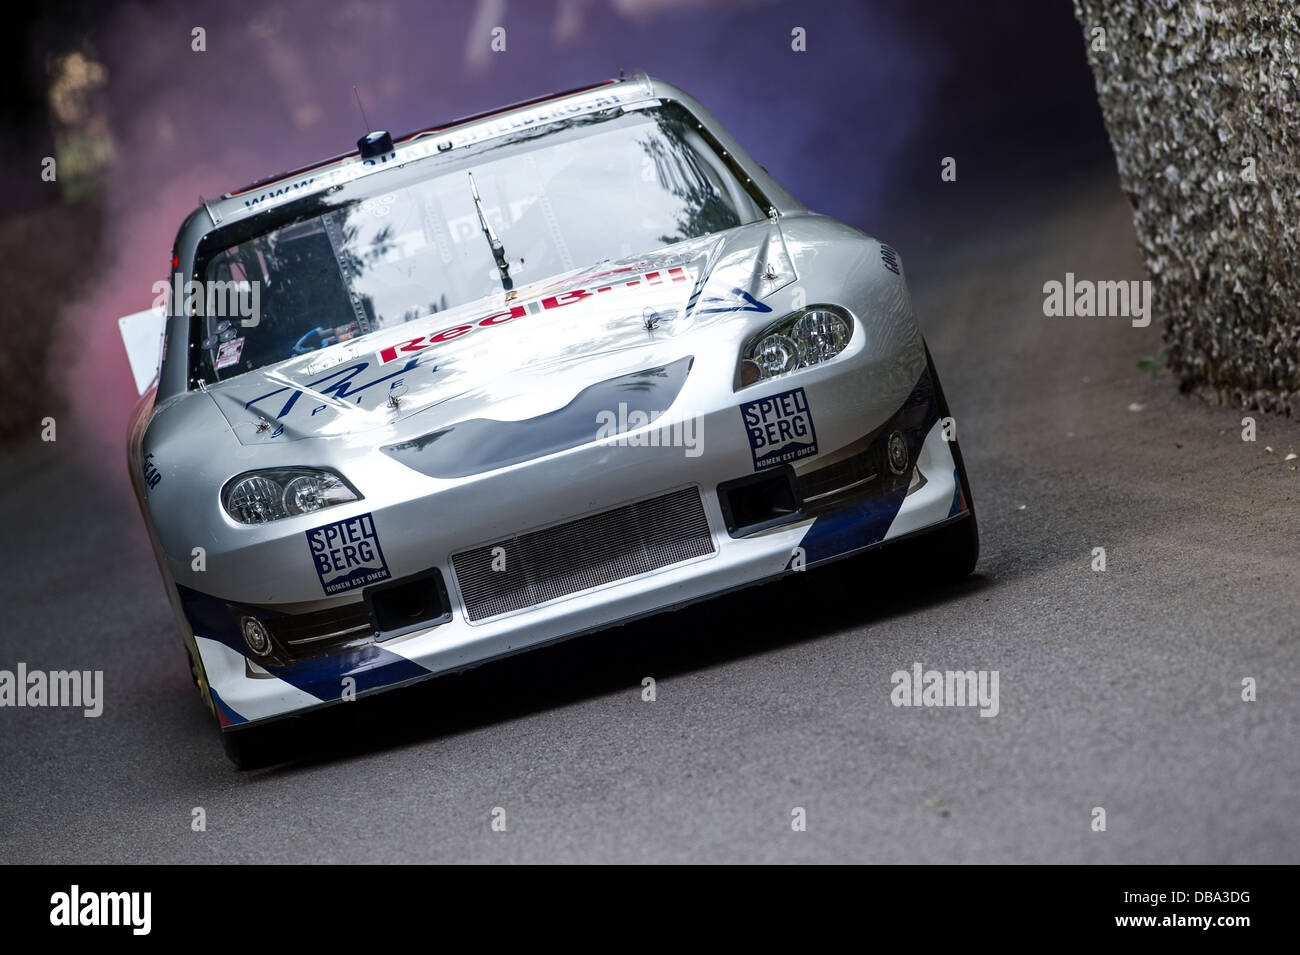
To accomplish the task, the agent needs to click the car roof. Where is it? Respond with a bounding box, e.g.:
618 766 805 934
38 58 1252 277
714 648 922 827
198 71 662 229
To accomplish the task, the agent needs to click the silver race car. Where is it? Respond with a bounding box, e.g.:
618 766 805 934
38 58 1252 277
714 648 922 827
122 73 977 765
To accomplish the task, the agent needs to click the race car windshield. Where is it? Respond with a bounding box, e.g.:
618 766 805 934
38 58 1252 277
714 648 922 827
197 102 766 381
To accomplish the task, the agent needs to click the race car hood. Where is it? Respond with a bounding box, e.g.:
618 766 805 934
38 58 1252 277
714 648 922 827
206 218 796 445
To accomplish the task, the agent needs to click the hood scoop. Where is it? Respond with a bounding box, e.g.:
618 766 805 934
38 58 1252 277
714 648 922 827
383 356 692 479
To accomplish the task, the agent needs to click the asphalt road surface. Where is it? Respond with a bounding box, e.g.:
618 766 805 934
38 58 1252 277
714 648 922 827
2 170 1297 864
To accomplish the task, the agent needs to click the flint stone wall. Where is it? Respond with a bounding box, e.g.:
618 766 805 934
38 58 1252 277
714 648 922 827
1073 0 1300 415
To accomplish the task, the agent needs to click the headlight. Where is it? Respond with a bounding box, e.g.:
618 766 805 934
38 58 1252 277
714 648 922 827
222 468 360 525
737 305 853 387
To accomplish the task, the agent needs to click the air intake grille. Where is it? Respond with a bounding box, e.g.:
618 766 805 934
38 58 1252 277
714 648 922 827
452 487 714 621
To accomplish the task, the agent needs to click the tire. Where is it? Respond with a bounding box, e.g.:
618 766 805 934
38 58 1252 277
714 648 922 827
220 725 282 770
924 341 975 513
928 511 979 583
923 341 979 582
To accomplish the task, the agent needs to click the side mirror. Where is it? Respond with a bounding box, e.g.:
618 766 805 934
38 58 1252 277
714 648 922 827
118 305 166 395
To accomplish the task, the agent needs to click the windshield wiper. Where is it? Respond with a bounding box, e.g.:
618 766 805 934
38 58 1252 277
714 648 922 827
467 171 513 292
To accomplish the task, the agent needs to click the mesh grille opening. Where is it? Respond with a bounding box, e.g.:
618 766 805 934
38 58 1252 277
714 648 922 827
452 487 714 621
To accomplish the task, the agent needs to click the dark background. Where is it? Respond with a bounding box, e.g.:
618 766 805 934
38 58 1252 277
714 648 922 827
4 0 1107 215
1 0 1107 457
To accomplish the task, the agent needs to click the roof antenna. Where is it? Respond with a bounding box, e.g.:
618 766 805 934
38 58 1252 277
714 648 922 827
352 86 371 133
352 85 394 159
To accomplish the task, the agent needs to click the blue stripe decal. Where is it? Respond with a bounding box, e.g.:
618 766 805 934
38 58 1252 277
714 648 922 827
177 584 432 702
785 359 944 567
209 686 247 726
948 467 963 518
269 645 430 701
789 487 908 567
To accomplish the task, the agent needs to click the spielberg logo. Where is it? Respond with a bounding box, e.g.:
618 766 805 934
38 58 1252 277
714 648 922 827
741 387 818 471
306 512 391 595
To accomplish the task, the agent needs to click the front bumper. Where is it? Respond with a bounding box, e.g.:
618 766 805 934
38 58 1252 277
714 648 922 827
184 356 968 729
